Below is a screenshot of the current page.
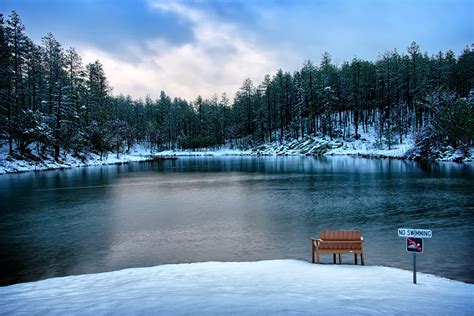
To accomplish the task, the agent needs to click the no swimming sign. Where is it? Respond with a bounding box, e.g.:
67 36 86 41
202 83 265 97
398 228 432 284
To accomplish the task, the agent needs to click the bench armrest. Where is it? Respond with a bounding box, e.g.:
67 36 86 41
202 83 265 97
309 237 321 246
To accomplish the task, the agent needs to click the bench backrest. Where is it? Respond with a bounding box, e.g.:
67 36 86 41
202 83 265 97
320 230 361 241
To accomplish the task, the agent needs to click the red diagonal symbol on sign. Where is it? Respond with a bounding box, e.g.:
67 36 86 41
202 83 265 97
408 238 422 252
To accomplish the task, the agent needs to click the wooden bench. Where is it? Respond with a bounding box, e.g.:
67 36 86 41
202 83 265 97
310 230 365 265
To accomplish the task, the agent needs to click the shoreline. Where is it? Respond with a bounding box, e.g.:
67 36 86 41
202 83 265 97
1 132 472 175
0 149 471 175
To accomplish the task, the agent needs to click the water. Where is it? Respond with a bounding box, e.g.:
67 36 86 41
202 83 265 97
1 156 473 286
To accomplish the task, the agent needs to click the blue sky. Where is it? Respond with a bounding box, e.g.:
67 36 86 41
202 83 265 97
1 0 473 100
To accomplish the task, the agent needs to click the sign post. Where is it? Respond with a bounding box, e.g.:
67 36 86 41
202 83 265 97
398 228 432 284
413 253 416 284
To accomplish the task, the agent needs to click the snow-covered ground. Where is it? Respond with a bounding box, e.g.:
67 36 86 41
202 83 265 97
156 130 415 158
157 130 473 162
0 144 156 175
1 129 472 174
0 260 472 315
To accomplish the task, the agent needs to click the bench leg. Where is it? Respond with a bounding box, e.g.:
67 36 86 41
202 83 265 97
338 254 342 264
361 253 365 266
316 249 320 264
333 253 336 264
354 253 358 265
312 244 315 263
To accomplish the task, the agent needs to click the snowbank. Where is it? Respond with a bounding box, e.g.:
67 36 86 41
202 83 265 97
0 144 156 175
155 130 414 158
156 148 247 156
1 128 472 174
1 260 472 315
156 130 472 162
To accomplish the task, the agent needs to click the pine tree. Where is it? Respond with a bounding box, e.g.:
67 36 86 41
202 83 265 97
240 78 255 137
456 48 474 97
64 47 86 154
86 60 109 126
42 33 67 160
301 61 317 135
0 14 12 153
5 11 28 153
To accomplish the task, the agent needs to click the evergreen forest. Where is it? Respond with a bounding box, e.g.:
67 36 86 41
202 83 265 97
1 11 473 161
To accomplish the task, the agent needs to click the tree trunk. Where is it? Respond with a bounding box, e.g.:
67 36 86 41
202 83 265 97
54 92 62 161
354 110 359 139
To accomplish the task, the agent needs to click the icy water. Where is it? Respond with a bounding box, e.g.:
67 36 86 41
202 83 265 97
1 156 473 286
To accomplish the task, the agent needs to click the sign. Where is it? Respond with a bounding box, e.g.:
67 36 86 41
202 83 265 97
406 237 423 253
397 228 432 284
398 228 432 238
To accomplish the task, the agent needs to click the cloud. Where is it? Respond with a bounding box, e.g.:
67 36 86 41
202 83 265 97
79 0 282 101
76 0 472 102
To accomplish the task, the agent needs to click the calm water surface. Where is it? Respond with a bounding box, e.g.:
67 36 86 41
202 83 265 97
1 156 473 285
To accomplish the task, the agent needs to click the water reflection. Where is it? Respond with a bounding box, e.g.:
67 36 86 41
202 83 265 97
0 157 473 285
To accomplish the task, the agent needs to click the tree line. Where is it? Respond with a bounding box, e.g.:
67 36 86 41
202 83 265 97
1 11 473 160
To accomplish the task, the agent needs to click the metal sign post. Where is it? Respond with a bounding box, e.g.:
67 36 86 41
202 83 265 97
398 228 431 285
413 253 416 284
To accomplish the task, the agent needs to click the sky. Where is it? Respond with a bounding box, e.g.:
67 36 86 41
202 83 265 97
1 0 473 101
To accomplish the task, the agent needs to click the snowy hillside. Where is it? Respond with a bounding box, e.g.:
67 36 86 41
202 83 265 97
0 260 472 315
0 144 154 174
157 129 473 162
1 128 472 174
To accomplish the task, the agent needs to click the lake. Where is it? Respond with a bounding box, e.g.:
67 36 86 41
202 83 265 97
1 156 473 286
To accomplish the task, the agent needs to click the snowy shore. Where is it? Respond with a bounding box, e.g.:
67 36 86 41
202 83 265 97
1 131 472 174
157 130 472 162
0 144 155 175
1 260 472 315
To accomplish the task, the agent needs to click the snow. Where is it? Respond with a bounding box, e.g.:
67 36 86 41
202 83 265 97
156 148 246 156
1 127 472 175
153 130 416 158
156 129 473 162
0 260 472 315
155 131 413 158
0 144 155 175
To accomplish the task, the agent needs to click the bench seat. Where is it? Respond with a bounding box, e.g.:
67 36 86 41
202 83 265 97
310 230 365 265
